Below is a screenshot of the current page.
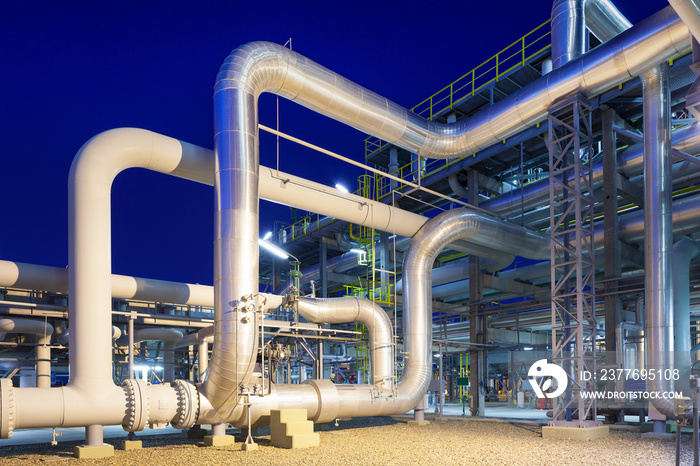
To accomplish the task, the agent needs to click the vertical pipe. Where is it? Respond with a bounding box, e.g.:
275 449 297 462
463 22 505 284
128 312 135 380
211 423 227 437
163 342 176 383
468 169 485 417
198 338 209 382
413 394 426 422
85 425 103 446
317 342 324 379
673 237 700 396
389 147 399 192
551 0 586 69
320 239 328 299
693 379 700 466
210 54 261 414
642 63 676 420
35 334 51 389
438 343 444 418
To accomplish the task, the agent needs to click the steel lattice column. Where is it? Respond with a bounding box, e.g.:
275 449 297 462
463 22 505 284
548 95 600 428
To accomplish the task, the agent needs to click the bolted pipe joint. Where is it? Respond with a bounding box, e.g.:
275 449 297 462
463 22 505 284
122 379 199 433
0 379 16 439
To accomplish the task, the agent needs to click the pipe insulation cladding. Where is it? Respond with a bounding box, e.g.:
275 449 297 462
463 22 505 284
0 1 695 441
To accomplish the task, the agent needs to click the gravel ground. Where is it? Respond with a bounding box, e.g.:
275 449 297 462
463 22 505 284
0 417 691 465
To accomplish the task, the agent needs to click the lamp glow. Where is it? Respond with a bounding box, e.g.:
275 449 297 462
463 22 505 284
260 238 289 259
263 231 272 240
335 183 349 193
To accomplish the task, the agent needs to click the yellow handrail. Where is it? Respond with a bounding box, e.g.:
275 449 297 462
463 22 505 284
364 18 552 158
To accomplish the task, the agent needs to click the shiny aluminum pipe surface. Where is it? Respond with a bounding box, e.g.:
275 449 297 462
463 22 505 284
202 207 516 424
483 1 699 220
585 0 632 41
669 0 700 43
0 260 215 308
672 237 700 396
551 0 587 69
217 10 686 163
297 296 394 387
642 64 677 419
483 124 700 219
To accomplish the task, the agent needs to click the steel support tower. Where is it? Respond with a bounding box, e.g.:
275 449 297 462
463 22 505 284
547 95 600 428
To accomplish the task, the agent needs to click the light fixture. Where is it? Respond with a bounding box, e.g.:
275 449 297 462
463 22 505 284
350 248 365 254
523 346 534 351
263 231 272 240
259 238 289 259
335 183 349 193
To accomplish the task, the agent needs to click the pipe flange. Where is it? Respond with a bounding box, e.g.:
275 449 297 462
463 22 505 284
122 379 150 432
170 379 199 429
0 378 15 439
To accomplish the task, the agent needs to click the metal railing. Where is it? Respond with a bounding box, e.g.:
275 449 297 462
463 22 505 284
364 19 552 159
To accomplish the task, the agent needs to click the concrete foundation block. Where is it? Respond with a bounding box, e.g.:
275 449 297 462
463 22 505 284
541 425 609 440
242 442 259 451
433 417 449 422
270 409 320 449
407 420 431 426
271 408 308 424
73 444 115 459
203 435 236 447
121 439 142 450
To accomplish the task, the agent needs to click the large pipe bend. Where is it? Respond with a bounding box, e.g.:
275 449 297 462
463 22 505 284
0 318 53 337
669 0 700 44
0 128 211 438
297 296 394 388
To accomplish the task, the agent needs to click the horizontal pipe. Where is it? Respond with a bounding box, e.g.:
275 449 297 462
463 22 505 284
0 318 53 337
482 124 700 219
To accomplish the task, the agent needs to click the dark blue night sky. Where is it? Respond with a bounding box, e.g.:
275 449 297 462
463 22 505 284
0 0 668 285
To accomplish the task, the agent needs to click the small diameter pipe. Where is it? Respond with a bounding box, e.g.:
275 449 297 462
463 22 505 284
0 318 54 388
128 313 135 380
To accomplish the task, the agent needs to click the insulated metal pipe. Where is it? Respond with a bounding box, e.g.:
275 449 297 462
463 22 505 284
669 0 700 43
673 237 700 396
259 167 529 263
117 328 183 383
642 63 677 420
0 260 214 307
482 124 700 219
218 12 687 164
0 318 53 389
198 326 214 382
551 0 587 69
297 296 394 387
3 128 211 440
585 0 632 41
